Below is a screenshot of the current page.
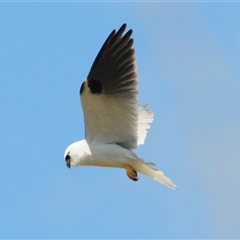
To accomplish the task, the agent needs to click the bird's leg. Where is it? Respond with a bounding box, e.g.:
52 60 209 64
126 164 138 181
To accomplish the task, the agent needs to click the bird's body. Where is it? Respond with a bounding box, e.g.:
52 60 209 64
64 24 176 189
64 140 176 188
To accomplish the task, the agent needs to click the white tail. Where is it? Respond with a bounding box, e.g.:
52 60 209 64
132 160 177 189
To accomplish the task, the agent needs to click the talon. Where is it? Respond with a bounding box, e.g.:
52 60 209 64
126 164 138 181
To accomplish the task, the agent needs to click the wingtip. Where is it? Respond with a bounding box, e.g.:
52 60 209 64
117 23 127 36
121 23 127 29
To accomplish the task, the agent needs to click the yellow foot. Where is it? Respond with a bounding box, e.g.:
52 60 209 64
126 164 138 181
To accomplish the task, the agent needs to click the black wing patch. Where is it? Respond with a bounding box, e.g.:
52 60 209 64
80 81 85 95
83 23 137 97
88 78 103 94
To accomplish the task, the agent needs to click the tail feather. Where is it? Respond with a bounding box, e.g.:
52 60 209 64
124 152 176 189
133 160 177 189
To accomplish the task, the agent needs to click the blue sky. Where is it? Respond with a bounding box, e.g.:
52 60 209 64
1 2 240 239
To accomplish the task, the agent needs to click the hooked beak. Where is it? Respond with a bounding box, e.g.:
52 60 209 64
66 160 71 168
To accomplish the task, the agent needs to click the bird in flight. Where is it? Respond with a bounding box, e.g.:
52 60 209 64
64 24 176 189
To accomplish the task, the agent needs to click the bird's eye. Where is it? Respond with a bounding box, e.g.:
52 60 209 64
65 154 71 161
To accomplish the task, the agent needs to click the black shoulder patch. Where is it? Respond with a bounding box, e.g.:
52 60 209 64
88 78 103 94
80 81 85 95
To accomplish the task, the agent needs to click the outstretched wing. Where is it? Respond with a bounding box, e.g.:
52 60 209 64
80 24 150 150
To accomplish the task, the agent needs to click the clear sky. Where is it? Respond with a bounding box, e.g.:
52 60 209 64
1 2 240 239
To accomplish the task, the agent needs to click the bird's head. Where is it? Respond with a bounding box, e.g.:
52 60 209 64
64 140 89 168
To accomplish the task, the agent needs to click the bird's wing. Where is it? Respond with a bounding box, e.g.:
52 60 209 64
80 24 141 150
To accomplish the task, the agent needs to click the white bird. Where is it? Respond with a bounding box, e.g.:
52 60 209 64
64 24 176 189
